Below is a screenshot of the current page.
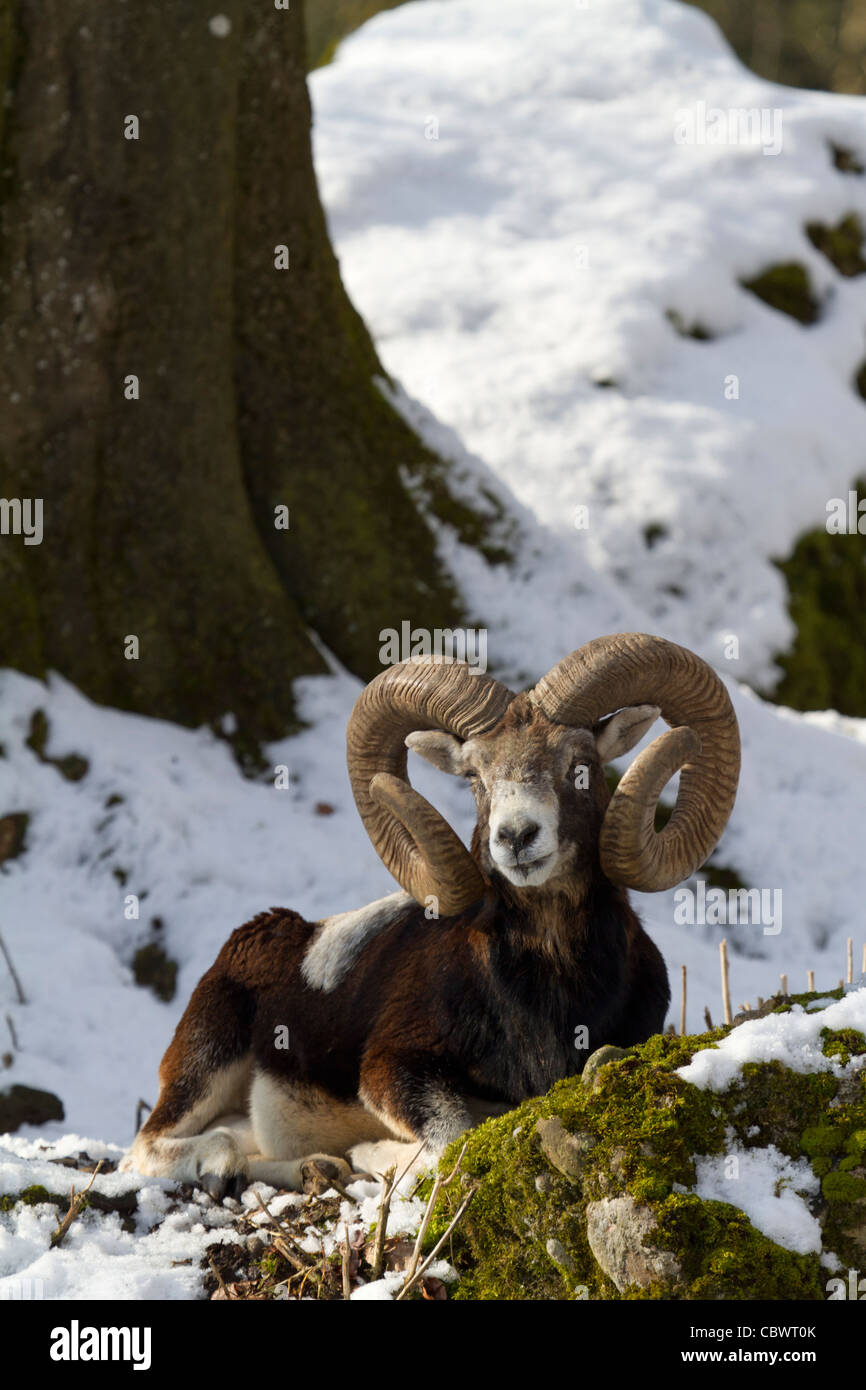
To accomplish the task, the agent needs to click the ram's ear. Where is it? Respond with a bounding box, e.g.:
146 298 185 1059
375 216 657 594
405 730 464 776
594 705 660 763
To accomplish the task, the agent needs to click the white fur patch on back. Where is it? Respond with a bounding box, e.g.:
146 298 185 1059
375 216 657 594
301 890 414 991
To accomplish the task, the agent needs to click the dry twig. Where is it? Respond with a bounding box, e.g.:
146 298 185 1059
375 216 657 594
396 1184 478 1301
250 1191 318 1278
720 939 732 1025
369 1164 397 1281
50 1161 103 1249
404 1141 468 1287
208 1252 232 1299
0 931 25 1005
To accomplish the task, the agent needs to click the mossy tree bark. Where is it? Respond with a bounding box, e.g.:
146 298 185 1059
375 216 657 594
0 0 467 742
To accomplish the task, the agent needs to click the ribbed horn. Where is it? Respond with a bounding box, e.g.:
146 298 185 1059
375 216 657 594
347 658 515 914
530 633 740 891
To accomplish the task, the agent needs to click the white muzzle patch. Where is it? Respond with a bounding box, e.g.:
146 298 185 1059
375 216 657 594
488 780 561 887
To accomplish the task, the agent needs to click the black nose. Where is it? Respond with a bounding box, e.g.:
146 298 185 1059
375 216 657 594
497 822 539 855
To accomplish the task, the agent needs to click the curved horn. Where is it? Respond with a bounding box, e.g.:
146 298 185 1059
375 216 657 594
347 659 515 914
530 633 740 891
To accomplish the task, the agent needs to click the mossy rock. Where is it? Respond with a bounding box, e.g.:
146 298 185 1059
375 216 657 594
770 478 866 716
830 144 864 175
740 262 820 324
427 1015 866 1299
25 710 89 782
806 214 866 277
642 522 668 549
821 1027 866 1064
0 812 29 865
0 1184 54 1212
133 942 178 1003
666 309 712 341
0 1084 64 1132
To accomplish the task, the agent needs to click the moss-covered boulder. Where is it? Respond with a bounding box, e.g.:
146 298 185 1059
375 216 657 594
770 480 866 717
0 1084 64 1132
740 262 820 324
431 992 866 1299
133 941 178 1003
0 812 29 865
806 214 866 277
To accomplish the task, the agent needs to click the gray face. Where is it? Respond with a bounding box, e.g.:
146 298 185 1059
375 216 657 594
460 720 599 888
406 697 660 892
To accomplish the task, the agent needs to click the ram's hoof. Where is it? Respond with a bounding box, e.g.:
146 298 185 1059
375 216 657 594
301 1155 353 1195
199 1170 248 1202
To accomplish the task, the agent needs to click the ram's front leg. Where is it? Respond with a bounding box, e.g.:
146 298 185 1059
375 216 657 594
358 1049 473 1160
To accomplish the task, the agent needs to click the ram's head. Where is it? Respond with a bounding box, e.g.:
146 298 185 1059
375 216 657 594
347 633 740 915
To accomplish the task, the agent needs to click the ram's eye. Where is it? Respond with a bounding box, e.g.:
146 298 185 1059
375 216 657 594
463 769 478 781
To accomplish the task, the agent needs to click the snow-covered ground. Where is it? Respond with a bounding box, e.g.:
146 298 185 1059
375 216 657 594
312 0 866 689
0 1130 444 1299
2 0 866 1297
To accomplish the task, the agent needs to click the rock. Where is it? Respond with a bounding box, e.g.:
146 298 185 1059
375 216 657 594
545 1238 575 1274
0 1084 64 1132
610 1147 630 1182
586 1196 681 1293
731 996 784 1027
132 942 178 1003
834 1071 866 1106
581 1045 631 1090
441 995 862 1300
535 1116 597 1180
0 812 29 865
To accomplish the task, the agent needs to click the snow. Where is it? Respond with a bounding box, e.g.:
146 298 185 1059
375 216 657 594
310 0 866 691
690 1144 822 1255
675 992 866 1257
3 0 866 1296
0 1133 445 1300
676 987 866 1091
350 1273 405 1300
0 1136 242 1300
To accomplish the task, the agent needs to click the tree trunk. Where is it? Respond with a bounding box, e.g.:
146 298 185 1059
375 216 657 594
0 0 471 744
